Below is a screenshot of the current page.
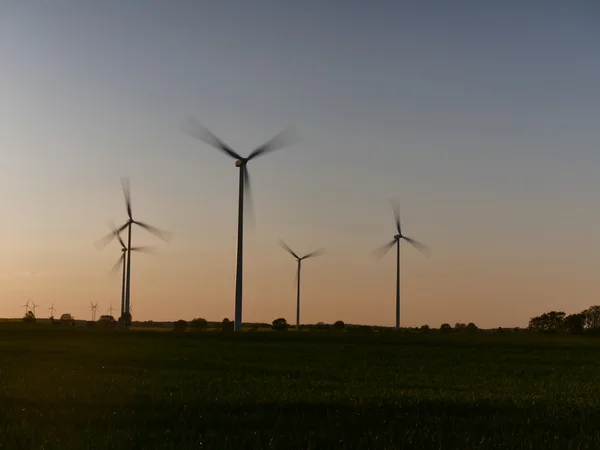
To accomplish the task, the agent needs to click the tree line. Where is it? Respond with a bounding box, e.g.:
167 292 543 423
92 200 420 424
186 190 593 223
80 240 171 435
528 306 600 335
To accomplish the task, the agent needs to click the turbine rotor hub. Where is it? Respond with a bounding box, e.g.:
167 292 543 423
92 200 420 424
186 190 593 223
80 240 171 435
394 234 401 240
235 159 245 167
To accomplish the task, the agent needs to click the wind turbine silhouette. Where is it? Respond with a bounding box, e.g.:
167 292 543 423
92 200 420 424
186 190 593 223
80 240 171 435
90 302 99 321
96 179 169 320
31 301 39 317
22 299 30 316
104 221 155 318
279 240 325 330
182 117 299 332
373 201 429 329
107 303 115 317
49 302 56 318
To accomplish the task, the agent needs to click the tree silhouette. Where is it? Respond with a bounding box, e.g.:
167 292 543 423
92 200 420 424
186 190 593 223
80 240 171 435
333 320 345 331
528 311 565 333
565 313 585 335
190 318 208 331
272 318 289 331
221 318 234 333
173 320 188 332
440 323 452 333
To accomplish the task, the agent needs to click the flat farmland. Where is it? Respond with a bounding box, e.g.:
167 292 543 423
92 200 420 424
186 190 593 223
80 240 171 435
1 325 599 449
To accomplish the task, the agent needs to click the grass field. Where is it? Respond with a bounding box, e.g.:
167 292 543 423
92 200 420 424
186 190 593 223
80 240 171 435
1 324 599 449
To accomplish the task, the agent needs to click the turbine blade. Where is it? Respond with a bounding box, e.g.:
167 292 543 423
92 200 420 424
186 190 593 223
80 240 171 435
372 240 396 260
121 177 132 219
107 220 126 249
403 236 431 257
243 165 255 229
109 254 125 277
130 246 156 254
181 117 242 160
246 125 299 161
133 221 172 242
391 199 401 235
95 222 128 251
302 248 325 259
279 240 300 259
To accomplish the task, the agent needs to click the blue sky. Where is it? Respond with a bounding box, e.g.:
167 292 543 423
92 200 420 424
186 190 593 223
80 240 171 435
1 0 599 326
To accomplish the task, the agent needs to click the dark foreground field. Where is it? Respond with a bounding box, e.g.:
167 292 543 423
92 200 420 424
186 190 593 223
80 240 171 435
1 325 600 449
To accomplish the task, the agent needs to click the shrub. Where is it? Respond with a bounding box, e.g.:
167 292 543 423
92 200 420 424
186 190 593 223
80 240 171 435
173 320 188 332
272 318 289 331
190 318 208 331
333 320 345 331
221 318 234 333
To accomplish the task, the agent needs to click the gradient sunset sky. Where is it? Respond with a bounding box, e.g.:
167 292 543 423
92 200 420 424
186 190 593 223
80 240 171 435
1 1 599 327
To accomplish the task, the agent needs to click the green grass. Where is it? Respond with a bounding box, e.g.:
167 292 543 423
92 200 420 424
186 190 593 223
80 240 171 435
1 324 600 449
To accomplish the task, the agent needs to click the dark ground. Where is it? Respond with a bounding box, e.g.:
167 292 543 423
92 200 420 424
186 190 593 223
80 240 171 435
1 324 599 449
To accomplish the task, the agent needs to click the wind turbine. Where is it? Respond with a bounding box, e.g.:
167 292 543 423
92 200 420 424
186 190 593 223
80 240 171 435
279 240 325 330
107 303 115 317
90 301 99 321
22 299 30 316
103 222 155 318
49 302 56 318
373 201 429 330
31 301 39 317
182 117 299 332
95 178 170 319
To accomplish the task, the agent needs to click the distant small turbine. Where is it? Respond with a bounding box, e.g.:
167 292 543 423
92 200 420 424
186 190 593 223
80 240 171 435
373 201 429 329
90 301 99 321
31 301 39 317
22 299 30 316
49 302 56 318
279 240 325 330
107 303 115 317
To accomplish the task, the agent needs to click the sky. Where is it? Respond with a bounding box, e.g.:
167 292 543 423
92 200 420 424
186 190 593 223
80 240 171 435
1 0 599 328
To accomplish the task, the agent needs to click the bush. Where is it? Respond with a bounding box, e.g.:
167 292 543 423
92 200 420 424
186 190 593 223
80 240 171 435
98 315 117 329
272 318 289 331
23 311 36 323
333 320 345 331
190 318 208 331
60 313 75 326
440 323 452 334
466 323 479 333
221 318 234 333
173 320 188 332
420 325 430 333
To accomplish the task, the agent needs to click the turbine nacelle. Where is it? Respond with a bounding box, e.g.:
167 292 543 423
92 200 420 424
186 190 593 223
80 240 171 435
235 159 245 167
394 234 401 240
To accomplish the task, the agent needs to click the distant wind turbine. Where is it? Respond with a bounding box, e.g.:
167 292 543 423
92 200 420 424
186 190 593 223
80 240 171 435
31 301 39 317
107 303 115 317
95 178 170 320
90 301 99 321
373 201 429 329
279 240 325 330
182 117 299 332
49 302 56 318
22 299 30 316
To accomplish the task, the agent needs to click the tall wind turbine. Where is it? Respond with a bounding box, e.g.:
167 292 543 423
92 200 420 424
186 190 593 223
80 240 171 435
373 202 429 329
279 240 325 330
96 178 170 319
90 301 99 321
22 299 30 316
31 301 39 317
49 302 56 318
182 117 299 332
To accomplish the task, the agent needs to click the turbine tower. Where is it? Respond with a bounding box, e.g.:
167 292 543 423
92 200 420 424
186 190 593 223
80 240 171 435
279 240 325 330
373 201 429 329
182 117 299 332
90 301 99 321
95 179 170 320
